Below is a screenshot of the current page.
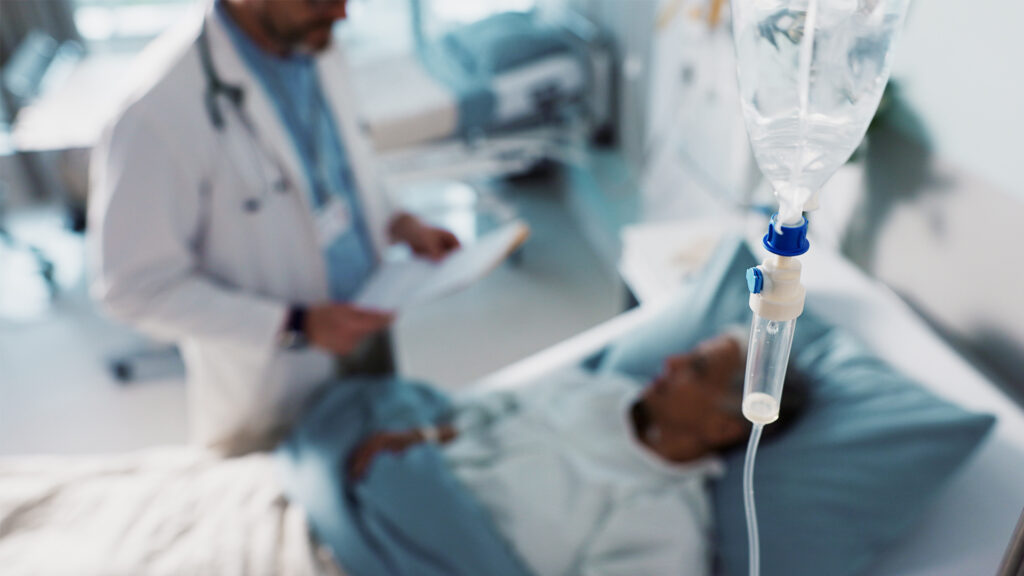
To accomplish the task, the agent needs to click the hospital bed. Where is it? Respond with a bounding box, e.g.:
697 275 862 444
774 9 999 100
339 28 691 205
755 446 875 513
350 10 613 185
1 237 1022 575
477 234 1024 576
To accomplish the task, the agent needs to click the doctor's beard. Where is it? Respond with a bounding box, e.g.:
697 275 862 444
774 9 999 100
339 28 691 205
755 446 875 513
294 21 337 54
256 5 343 55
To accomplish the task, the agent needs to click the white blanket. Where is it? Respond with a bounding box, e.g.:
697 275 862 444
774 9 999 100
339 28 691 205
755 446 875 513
0 448 343 576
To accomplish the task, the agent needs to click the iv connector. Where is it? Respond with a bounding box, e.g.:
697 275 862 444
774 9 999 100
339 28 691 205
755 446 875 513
748 256 805 322
748 214 808 322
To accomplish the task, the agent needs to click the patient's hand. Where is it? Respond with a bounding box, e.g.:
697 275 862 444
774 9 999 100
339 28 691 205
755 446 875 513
348 430 427 482
348 426 458 481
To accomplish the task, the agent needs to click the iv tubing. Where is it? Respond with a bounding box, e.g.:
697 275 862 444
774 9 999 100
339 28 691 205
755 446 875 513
744 423 765 576
796 0 818 116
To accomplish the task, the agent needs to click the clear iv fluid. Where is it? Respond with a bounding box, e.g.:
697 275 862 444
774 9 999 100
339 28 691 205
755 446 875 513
732 0 910 224
745 115 865 223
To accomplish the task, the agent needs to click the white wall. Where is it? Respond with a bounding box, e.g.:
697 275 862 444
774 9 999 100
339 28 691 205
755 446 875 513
570 0 658 171
574 0 1024 389
868 1 1024 390
893 0 1024 198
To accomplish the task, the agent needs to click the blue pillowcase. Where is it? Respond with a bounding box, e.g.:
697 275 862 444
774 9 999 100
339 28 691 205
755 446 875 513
600 237 758 382
598 238 995 576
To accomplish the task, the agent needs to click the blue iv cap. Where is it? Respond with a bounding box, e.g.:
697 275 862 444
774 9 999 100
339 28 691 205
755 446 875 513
763 213 810 257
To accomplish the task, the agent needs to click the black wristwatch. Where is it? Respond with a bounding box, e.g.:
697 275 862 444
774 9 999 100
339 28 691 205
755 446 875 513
279 306 308 350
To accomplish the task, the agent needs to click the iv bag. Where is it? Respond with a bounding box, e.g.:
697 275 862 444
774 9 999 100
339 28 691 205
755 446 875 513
731 0 911 223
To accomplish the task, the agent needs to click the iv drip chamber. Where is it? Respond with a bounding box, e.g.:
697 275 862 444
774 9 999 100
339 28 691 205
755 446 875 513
742 218 808 425
742 315 797 424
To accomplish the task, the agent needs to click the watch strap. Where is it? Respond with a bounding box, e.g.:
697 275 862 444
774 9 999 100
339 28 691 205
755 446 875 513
279 306 308 350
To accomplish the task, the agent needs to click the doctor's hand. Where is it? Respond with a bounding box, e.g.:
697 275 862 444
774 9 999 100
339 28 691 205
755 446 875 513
305 304 393 356
389 213 461 261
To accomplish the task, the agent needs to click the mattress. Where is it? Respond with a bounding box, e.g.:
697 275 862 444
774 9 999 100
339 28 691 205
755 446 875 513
350 53 458 152
351 52 585 152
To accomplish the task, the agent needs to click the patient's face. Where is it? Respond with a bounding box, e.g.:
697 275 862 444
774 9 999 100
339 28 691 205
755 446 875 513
641 334 747 455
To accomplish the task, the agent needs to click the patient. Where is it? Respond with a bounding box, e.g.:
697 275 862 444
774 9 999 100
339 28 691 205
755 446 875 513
343 330 807 576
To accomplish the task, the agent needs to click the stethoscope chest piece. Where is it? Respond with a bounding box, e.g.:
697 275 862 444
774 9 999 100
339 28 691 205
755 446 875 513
243 174 293 212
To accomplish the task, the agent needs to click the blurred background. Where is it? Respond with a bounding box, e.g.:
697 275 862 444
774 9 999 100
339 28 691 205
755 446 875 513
1 0 1021 455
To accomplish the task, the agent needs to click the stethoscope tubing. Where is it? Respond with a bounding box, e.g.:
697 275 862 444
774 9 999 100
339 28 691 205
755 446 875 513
198 20 292 213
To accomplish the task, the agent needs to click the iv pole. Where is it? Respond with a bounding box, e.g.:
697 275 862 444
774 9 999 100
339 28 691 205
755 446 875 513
998 507 1024 576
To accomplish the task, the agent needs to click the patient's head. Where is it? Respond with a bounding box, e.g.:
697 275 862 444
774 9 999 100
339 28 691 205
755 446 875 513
634 331 808 464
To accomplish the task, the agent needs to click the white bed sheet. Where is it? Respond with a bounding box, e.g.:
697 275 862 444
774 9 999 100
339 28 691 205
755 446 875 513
0 448 344 576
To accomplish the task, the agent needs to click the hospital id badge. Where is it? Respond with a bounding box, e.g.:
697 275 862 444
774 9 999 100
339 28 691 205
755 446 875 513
314 196 352 248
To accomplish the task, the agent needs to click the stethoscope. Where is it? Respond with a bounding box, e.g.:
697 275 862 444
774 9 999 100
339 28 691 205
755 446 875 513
197 20 293 213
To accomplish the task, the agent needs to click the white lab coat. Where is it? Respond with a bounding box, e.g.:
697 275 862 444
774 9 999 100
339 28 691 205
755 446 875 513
88 4 395 455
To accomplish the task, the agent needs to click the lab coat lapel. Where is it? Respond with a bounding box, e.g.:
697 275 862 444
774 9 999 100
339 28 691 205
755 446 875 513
204 7 390 257
202 8 315 218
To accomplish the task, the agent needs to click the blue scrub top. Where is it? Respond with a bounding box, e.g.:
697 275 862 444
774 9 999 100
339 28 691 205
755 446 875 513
216 2 376 302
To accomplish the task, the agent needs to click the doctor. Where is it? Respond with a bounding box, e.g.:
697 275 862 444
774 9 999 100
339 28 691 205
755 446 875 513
89 0 459 455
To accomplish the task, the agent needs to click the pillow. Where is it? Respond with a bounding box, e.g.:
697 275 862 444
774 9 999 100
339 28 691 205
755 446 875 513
598 237 996 576
599 236 756 382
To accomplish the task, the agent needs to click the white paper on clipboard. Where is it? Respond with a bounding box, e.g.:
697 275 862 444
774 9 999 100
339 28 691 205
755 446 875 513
354 220 530 312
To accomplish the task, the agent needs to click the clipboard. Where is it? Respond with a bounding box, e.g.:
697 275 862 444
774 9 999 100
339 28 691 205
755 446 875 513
354 220 530 312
